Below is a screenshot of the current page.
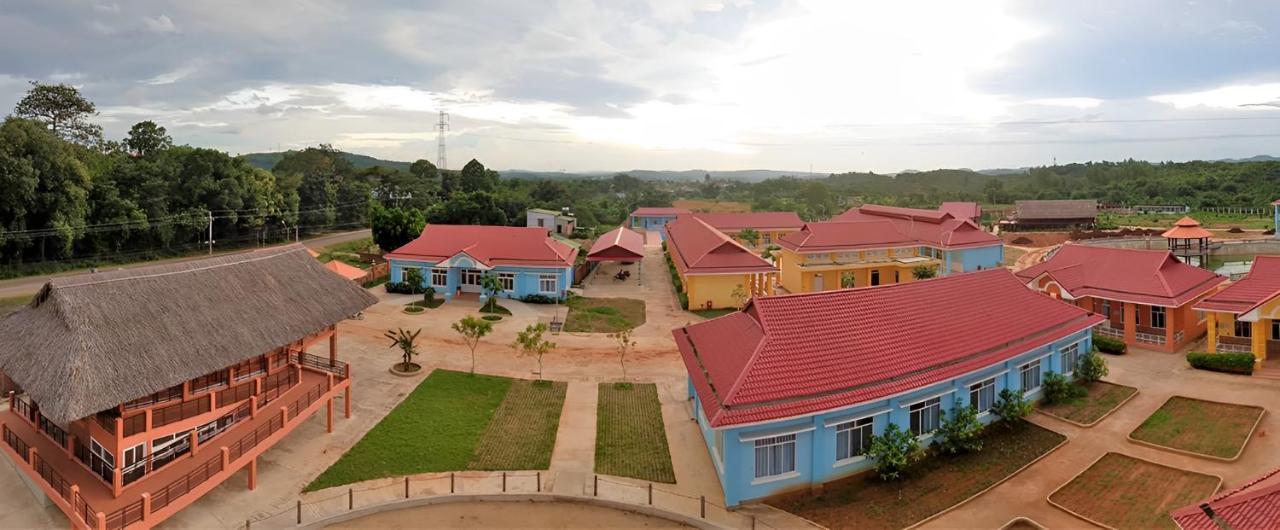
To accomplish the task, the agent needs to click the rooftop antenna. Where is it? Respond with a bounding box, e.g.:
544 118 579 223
435 110 450 170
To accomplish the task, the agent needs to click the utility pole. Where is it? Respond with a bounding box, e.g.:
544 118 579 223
435 110 450 170
207 210 214 255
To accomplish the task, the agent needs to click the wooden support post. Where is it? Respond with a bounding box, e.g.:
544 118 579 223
248 457 257 491
648 483 653 505
502 472 506 492
326 397 333 434
700 496 706 518
329 332 337 366
348 488 352 510
140 493 151 522
450 472 455 493
536 471 540 492
7 391 12 411
593 475 598 497
250 396 259 419
344 385 352 419
404 476 409 498
296 500 302 525
189 430 200 458
111 463 122 498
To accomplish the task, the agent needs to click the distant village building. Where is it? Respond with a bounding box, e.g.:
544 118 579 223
385 225 578 301
629 207 692 239
1007 200 1098 230
665 216 776 310
939 201 982 224
525 208 577 236
689 212 805 249
1133 204 1191 215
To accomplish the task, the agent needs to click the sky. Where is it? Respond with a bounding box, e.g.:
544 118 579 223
1 0 1279 173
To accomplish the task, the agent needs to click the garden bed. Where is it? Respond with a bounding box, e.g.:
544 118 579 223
1036 381 1137 426
1048 452 1221 530
563 296 646 333
770 421 1066 530
480 301 512 315
468 379 568 470
1128 396 1265 460
407 299 445 309
595 383 675 483
691 308 736 319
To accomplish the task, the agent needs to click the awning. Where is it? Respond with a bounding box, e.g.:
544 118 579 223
587 226 645 262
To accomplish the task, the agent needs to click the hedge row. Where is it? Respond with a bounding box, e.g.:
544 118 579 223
1092 334 1127 355
664 251 688 309
1186 352 1255 375
386 281 429 295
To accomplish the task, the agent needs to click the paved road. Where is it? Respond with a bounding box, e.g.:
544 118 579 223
0 229 371 299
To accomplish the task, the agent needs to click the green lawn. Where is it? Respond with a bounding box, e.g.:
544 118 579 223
1049 452 1220 530
317 237 378 269
469 380 568 470
305 370 511 491
1037 381 1137 426
564 297 646 332
0 295 30 317
691 308 736 319
1129 396 1264 459
595 383 675 483
480 300 512 315
1099 211 1273 230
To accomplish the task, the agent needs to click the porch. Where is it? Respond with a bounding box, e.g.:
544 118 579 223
0 354 349 530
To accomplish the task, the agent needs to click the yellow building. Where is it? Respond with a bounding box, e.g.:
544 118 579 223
665 216 777 310
775 204 1004 293
1194 256 1280 365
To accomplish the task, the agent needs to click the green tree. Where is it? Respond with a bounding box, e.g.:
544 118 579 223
384 328 422 371
0 118 90 259
912 265 938 280
1077 349 1109 384
513 323 555 382
459 158 496 193
937 399 984 454
481 272 503 312
730 284 749 308
370 206 426 253
452 315 493 374
1042 372 1084 404
273 145 357 229
992 388 1032 426
866 423 921 481
736 228 760 247
403 267 424 289
425 191 509 225
608 328 637 383
124 121 172 157
13 81 102 146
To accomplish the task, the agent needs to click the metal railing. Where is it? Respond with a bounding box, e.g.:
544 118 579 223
292 351 348 379
4 424 30 462
34 455 72 501
37 414 68 447
152 395 212 429
1135 331 1166 345
1218 341 1254 354
10 395 35 422
105 499 145 530
1096 324 1124 339
150 452 225 513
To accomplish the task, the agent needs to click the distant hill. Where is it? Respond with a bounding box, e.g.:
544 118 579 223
503 168 813 181
1217 155 1280 163
240 151 412 172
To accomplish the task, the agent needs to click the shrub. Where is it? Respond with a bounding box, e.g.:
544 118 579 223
1042 372 1086 405
404 267 425 288
911 265 938 280
936 399 983 455
866 423 922 481
677 292 689 310
1077 350 1109 383
1186 352 1255 375
385 281 426 295
520 294 558 304
423 287 436 305
1092 334 1127 355
992 388 1032 425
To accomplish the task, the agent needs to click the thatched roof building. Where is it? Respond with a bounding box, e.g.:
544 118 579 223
0 244 377 426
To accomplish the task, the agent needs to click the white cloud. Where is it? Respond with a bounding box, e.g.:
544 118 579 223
142 14 179 33
1150 83 1280 110
1025 98 1104 109
142 65 198 85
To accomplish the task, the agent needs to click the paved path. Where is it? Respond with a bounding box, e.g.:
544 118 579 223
0 229 370 299
548 382 600 495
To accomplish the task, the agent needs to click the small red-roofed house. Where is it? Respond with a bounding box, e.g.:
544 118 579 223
1171 467 1280 530
629 207 692 239
665 216 777 310
1194 255 1280 364
385 225 578 301
672 268 1102 506
1016 244 1226 353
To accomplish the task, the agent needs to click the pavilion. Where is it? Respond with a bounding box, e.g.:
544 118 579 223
1162 216 1213 268
586 226 646 284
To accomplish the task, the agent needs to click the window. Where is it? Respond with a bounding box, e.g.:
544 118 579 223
121 443 146 472
90 438 115 469
431 268 448 287
536 218 545 227
1273 321 1280 341
870 270 881 286
1101 300 1111 319
1235 320 1252 338
498 272 515 291
763 233 772 245
894 270 900 283
1061 343 1080 375
909 397 942 436
462 269 483 285
714 430 725 465
539 273 558 293
753 434 796 479
1020 361 1042 394
835 417 874 461
969 378 996 414
1150 306 1166 329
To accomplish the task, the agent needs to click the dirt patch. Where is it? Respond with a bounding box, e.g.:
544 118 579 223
770 421 1065 530
1037 381 1137 426
1048 453 1220 530
325 500 693 529
672 199 751 213
1129 396 1264 459
1000 232 1071 247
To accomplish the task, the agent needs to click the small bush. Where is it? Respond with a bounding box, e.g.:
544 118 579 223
521 294 559 304
1093 334 1127 355
1186 352 1255 375
936 399 984 455
1077 350 1109 383
1042 372 1086 405
677 292 689 310
481 314 503 322
423 287 436 305
386 281 427 295
866 423 922 481
992 388 1032 425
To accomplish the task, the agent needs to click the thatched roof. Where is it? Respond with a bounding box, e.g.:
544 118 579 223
1014 200 1098 220
0 244 378 426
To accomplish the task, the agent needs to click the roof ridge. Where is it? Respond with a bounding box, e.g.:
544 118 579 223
53 245 307 290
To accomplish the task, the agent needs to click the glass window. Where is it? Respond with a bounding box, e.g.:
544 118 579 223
870 270 881 286
969 378 996 413
753 434 797 479
1062 343 1080 375
835 417 874 461
909 397 941 436
714 430 725 465
431 267 448 287
894 270 900 283
498 272 515 291
90 438 115 468
1101 300 1111 319
1020 361 1042 394
539 273 558 293
1273 321 1280 341
763 233 772 245
1236 320 1252 338
1150 306 1166 329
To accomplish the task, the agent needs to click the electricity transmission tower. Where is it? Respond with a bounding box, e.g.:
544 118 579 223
435 110 449 170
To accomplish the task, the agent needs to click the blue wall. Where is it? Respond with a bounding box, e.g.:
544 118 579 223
1274 205 1279 240
388 258 572 300
948 244 1005 273
631 215 679 240
693 329 1091 506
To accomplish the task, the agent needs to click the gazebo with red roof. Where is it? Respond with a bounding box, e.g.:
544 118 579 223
1016 244 1226 352
673 268 1102 506
1162 216 1213 268
586 226 646 284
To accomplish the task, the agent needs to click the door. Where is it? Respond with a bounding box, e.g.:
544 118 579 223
461 268 483 293
812 273 824 292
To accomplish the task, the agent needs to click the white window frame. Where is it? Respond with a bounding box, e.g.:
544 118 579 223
713 430 725 468
1150 306 1166 329
538 273 558 293
1020 360 1043 394
969 377 996 415
121 442 146 474
497 272 515 291
430 267 448 287
90 438 115 469
752 434 798 483
1061 342 1081 376
834 417 874 465
908 397 942 437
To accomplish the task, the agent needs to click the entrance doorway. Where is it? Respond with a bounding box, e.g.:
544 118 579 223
461 268 483 293
812 273 824 291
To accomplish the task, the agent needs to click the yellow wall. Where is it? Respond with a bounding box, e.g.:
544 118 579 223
726 230 794 249
777 248 921 293
1209 310 1270 361
686 273 755 310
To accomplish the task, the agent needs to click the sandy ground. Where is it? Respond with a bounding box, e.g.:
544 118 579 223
324 500 693 529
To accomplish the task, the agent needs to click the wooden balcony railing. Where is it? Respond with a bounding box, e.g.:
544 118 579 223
292 351 348 379
3 424 30 463
151 395 212 429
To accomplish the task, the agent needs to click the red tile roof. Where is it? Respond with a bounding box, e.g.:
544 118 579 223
939 201 982 220
780 204 1000 252
1172 467 1280 530
1014 244 1225 307
665 216 776 275
385 225 578 268
1195 256 1280 314
324 260 368 281
674 269 1103 428
691 212 805 232
1161 217 1213 240
631 207 691 217
587 226 645 261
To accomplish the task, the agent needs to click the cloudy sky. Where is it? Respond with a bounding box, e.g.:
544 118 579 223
2 0 1279 173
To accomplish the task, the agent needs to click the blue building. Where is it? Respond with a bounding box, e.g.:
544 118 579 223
672 269 1102 507
385 225 578 301
629 207 691 239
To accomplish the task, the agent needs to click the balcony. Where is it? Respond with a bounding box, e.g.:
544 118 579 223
0 354 347 530
798 254 941 271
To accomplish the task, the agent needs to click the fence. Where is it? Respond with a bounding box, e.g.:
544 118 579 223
239 472 784 530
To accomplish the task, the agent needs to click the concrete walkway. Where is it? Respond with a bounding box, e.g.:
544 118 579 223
548 382 599 495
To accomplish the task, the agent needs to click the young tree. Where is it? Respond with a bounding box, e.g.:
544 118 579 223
992 388 1032 427
384 328 423 371
481 272 502 312
124 120 172 156
1042 372 1084 404
936 399 984 455
14 81 102 146
730 284 749 308
866 423 921 481
736 228 760 247
911 265 938 280
403 268 425 290
1077 350 1109 384
608 328 637 382
513 323 555 382
452 315 493 374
